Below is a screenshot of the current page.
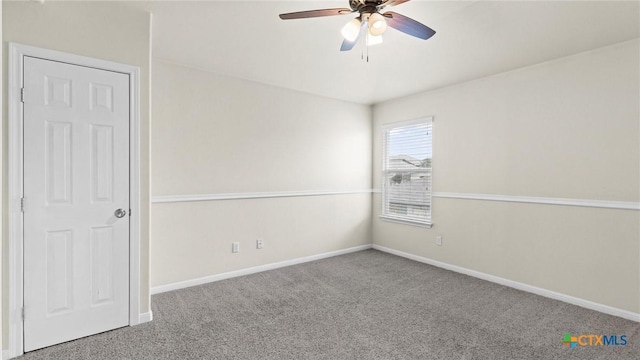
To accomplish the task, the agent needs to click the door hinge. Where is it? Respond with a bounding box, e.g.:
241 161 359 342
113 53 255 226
20 197 25 212
20 88 25 103
129 209 132 216
21 307 25 321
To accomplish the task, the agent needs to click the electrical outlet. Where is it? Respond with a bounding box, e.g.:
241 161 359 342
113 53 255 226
435 235 443 246
256 238 264 249
232 242 240 253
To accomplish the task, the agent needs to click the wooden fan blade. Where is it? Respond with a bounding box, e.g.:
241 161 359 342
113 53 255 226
384 11 436 40
378 0 411 8
279 8 353 20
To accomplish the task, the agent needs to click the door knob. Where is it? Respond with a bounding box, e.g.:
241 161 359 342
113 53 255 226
114 208 127 218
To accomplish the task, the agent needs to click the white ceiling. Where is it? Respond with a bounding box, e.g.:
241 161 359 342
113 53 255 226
128 0 640 104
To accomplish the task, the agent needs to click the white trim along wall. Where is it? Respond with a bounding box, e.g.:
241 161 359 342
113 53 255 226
152 184 640 322
151 245 372 294
152 189 639 323
7 43 146 359
154 190 640 211
373 245 640 322
150 242 639 322
432 192 640 211
152 189 374 203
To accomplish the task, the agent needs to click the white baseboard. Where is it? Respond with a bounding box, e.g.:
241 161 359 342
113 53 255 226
151 244 373 294
138 311 153 324
372 244 640 322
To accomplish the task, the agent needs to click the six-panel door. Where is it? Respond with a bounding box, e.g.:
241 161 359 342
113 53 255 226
23 56 130 352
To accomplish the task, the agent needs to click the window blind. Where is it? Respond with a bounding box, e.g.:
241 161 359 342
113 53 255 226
381 118 433 226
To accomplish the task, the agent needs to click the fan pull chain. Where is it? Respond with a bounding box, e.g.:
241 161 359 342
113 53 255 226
363 31 369 63
360 31 364 61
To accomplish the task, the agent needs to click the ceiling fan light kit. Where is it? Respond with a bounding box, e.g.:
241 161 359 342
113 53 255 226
368 12 388 36
279 0 436 52
341 18 362 42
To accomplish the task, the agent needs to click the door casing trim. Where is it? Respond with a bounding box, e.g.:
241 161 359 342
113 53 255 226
7 43 142 358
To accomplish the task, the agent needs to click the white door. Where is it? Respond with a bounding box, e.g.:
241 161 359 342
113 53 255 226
23 56 130 351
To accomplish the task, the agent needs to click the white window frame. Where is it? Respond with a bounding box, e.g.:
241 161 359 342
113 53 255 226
380 117 433 228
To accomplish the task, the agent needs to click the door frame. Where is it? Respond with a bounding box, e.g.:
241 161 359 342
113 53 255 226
7 43 142 358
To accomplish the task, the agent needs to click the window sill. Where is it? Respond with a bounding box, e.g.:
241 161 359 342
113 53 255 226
378 215 433 229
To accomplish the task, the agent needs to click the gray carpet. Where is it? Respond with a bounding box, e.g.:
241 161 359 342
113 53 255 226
18 249 640 359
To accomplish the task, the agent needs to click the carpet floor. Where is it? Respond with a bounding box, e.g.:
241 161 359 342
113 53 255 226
18 249 640 359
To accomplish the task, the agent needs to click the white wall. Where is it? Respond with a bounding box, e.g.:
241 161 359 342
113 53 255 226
2 0 152 348
0 1 3 353
151 60 372 288
372 39 640 314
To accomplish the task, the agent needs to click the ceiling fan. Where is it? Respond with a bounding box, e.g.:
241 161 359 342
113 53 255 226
279 0 436 51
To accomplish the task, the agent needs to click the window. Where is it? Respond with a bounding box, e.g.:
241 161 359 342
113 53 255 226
381 118 433 227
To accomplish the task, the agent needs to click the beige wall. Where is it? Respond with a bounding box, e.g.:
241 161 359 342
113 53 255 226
151 60 372 288
0 1 3 352
2 0 152 347
1 2 636 353
372 39 640 313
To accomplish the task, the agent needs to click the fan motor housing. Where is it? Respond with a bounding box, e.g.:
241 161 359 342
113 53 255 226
350 0 383 12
